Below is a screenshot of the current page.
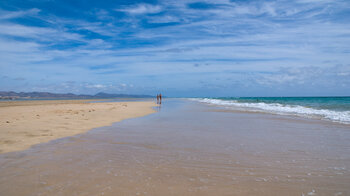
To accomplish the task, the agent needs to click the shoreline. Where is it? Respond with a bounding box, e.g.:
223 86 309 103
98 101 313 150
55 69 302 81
0 99 157 153
0 99 349 195
209 108 350 127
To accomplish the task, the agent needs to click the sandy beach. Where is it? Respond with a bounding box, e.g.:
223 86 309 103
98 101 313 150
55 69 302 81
0 99 349 196
0 99 156 153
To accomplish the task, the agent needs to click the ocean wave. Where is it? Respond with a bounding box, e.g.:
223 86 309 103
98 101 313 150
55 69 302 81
189 98 350 124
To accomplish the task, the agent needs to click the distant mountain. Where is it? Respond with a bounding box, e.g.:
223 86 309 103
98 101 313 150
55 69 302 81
0 91 153 100
93 92 153 98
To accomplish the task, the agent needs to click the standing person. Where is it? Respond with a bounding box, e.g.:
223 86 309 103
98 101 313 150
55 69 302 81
159 93 162 104
156 94 159 104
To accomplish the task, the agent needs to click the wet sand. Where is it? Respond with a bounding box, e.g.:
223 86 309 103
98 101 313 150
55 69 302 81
0 99 349 195
0 99 156 153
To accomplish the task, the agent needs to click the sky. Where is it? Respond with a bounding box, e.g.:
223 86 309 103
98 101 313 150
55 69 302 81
0 0 350 97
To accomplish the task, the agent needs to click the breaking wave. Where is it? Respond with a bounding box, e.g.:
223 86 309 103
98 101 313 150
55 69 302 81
190 98 350 124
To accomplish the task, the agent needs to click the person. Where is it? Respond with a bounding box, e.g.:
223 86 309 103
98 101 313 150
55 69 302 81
156 94 159 104
159 93 162 104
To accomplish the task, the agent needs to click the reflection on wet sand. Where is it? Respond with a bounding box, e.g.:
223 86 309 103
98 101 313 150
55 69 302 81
0 99 349 196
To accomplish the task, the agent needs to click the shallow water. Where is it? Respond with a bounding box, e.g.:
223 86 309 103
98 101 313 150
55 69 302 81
0 99 349 196
213 97 350 111
193 97 350 124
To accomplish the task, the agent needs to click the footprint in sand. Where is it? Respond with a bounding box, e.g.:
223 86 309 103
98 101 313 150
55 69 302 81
2 140 15 144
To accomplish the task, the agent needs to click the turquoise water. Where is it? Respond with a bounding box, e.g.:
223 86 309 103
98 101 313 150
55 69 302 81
191 97 350 124
216 97 350 111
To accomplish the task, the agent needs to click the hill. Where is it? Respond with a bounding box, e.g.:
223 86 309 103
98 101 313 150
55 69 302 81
0 91 153 100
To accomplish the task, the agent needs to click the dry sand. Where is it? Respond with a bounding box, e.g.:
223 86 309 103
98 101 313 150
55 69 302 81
0 99 156 153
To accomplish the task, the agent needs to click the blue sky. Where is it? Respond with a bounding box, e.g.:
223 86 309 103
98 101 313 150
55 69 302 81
0 0 349 97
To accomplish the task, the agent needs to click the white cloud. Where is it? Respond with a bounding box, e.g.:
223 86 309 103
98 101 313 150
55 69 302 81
0 8 40 20
86 84 106 89
296 0 334 4
116 4 162 15
0 23 84 42
338 72 349 76
147 15 180 23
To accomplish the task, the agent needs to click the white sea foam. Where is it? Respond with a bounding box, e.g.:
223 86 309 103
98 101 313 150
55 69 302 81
189 98 350 124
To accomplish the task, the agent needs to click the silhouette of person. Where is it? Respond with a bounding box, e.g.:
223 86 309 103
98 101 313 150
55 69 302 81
156 94 159 104
159 93 162 104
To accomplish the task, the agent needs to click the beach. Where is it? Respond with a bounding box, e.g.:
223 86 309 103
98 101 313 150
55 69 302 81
0 99 156 153
0 99 349 196
1 0 349 195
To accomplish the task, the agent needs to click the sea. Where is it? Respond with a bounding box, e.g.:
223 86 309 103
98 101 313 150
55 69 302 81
190 97 350 124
